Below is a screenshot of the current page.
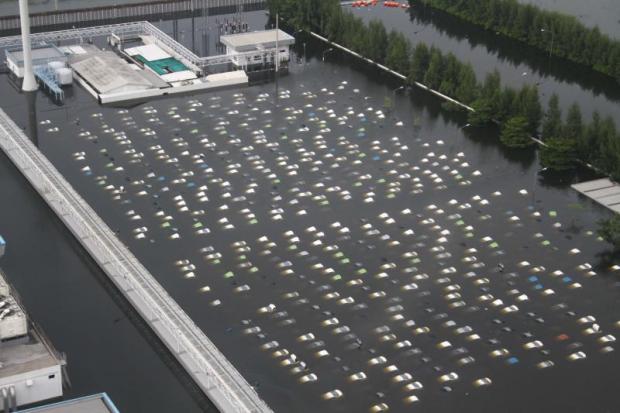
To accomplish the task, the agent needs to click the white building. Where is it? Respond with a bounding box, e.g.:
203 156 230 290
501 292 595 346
220 29 295 70
5 44 66 78
0 267 64 411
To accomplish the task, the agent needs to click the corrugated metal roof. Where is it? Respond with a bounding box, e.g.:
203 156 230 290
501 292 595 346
70 52 165 94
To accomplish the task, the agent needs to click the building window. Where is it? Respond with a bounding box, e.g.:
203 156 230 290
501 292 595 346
48 374 55 379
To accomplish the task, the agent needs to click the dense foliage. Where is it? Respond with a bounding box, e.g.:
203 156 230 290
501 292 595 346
598 215 620 251
266 0 620 179
415 0 620 82
500 117 534 148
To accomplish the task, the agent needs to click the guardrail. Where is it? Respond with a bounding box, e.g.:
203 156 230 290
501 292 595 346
0 108 272 413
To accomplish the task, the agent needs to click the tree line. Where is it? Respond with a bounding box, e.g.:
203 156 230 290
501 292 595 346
414 0 620 82
266 0 620 180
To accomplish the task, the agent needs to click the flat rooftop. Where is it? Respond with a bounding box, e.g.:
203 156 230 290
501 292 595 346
573 178 620 213
220 29 294 50
0 268 62 380
6 45 65 65
0 333 59 379
19 393 119 413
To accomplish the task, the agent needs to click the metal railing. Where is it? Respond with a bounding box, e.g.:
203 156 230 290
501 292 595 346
0 108 272 413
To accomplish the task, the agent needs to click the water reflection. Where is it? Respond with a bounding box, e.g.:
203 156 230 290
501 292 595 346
406 5 620 103
25 91 38 147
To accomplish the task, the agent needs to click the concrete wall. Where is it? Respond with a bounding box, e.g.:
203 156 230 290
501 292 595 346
0 365 62 407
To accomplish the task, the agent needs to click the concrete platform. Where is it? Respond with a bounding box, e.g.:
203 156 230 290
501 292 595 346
572 178 620 213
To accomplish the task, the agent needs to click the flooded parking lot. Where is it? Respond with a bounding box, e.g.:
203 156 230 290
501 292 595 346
2 32 620 413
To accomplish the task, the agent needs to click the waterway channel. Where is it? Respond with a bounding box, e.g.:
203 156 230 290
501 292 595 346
350 4 620 121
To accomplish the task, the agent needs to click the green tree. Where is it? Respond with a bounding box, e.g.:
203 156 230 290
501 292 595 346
563 103 584 140
367 20 388 63
497 87 517 123
540 137 579 170
454 63 478 104
468 99 494 126
501 116 534 148
423 48 444 90
385 31 410 74
481 69 501 101
408 43 430 83
598 215 620 250
514 85 542 134
579 111 601 161
542 94 562 140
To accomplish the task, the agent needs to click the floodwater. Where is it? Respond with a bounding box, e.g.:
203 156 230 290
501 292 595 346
350 5 620 121
0 144 213 412
517 0 620 38
1 26 619 412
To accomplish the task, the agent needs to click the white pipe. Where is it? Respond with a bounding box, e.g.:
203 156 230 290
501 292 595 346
19 0 37 92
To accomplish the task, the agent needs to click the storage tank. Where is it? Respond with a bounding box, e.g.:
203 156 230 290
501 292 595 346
55 67 73 85
47 60 65 70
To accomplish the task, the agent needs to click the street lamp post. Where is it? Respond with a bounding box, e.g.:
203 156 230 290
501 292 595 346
322 48 334 62
540 28 555 69
392 85 405 101
532 167 548 206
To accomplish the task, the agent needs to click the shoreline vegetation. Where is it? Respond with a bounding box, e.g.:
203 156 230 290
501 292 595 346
414 0 620 83
267 0 620 181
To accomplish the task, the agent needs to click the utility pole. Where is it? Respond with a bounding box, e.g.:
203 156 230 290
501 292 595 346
275 13 279 73
18 0 37 92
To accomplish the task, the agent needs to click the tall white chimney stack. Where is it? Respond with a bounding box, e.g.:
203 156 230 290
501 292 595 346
19 0 37 92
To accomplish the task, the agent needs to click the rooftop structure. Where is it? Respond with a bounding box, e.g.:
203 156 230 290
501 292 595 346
124 43 198 84
18 393 119 413
5 44 66 79
220 29 294 69
0 264 64 411
572 178 620 213
220 29 295 52
70 50 166 95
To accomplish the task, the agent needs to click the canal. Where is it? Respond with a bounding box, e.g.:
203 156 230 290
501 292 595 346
350 4 620 121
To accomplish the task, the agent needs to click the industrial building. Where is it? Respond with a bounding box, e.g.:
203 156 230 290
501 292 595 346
0 260 65 411
5 44 66 78
220 29 294 70
3 21 293 105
